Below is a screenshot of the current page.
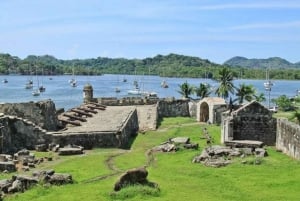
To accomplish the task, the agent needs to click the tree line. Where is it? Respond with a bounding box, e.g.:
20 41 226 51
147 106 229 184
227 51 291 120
1 53 300 80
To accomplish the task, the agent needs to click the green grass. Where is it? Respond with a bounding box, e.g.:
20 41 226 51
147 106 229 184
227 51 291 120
3 117 300 201
273 111 294 119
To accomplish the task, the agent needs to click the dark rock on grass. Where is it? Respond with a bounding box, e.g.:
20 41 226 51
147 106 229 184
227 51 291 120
114 167 158 192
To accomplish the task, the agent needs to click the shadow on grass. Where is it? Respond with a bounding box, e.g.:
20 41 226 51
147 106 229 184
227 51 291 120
110 182 160 200
124 132 138 150
156 117 163 128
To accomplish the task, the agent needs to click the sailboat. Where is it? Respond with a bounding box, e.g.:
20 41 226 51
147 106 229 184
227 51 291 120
161 80 168 88
115 87 121 93
25 78 33 89
25 66 33 89
69 68 77 87
128 79 141 95
39 68 46 92
32 88 40 96
264 68 273 90
160 68 168 88
32 68 40 96
115 75 121 93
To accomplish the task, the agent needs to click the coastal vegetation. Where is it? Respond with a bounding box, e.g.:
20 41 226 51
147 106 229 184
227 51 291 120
2 53 300 79
2 117 300 201
178 67 261 105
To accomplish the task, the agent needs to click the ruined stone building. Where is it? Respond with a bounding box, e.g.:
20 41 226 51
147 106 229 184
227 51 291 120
221 101 277 146
196 97 227 124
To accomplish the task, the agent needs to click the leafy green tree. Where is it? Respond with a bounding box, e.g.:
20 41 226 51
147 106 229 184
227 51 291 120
178 81 194 99
215 67 235 100
194 83 211 99
272 95 293 111
234 84 256 104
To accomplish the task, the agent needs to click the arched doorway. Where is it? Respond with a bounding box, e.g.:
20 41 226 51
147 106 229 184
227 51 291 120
200 102 209 122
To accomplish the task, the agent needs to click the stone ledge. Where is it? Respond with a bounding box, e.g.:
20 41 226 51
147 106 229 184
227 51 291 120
225 140 264 148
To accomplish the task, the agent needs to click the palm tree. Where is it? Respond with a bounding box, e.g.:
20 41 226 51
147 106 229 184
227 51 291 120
235 84 256 104
194 83 211 99
254 92 266 103
215 67 235 100
178 81 193 99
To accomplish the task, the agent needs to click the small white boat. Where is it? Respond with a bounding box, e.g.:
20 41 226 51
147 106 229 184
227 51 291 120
264 68 274 90
69 68 77 87
69 78 77 87
128 88 142 95
161 80 169 88
32 89 40 96
25 80 33 89
39 85 46 92
115 87 121 93
2 79 8 83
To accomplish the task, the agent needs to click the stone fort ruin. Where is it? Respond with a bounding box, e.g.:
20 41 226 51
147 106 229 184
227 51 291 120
0 83 298 161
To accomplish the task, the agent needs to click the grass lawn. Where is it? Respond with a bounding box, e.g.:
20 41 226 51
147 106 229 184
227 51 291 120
3 117 300 201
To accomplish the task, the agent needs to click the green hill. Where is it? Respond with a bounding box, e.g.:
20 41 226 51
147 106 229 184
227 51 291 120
224 56 300 69
0 53 221 78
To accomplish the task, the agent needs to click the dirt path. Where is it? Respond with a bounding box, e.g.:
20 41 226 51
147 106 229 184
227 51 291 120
83 121 206 184
82 150 128 183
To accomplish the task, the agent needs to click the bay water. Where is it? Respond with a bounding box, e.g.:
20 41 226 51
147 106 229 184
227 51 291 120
0 74 298 110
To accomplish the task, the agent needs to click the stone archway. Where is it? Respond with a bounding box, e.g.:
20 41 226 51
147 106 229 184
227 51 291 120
200 102 209 122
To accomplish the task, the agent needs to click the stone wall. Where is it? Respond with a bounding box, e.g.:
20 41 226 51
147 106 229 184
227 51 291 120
0 115 47 154
276 118 300 160
48 109 139 149
95 97 197 119
157 99 190 118
0 100 59 131
188 100 198 118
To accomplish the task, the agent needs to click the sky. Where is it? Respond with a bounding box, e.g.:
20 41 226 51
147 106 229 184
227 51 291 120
1 0 300 64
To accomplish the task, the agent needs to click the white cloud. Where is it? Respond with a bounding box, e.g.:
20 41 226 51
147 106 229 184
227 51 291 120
191 2 300 10
229 21 300 30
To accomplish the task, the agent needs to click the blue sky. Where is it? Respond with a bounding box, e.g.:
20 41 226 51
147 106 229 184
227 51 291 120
1 0 300 64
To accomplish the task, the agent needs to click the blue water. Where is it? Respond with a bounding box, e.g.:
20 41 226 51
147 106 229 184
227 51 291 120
0 74 299 110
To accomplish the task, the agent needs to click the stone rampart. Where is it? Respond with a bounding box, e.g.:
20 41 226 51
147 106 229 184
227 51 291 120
0 115 47 154
97 96 159 106
48 108 138 149
276 118 300 160
0 100 59 131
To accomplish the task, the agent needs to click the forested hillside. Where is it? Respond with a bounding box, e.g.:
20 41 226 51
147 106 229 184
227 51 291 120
1 53 300 80
224 56 300 69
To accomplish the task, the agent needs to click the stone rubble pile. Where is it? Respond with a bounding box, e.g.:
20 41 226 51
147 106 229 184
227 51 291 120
192 145 268 167
0 149 50 173
151 137 199 152
0 169 73 199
